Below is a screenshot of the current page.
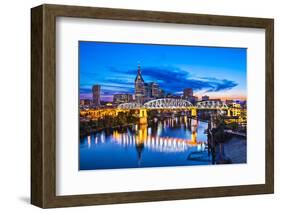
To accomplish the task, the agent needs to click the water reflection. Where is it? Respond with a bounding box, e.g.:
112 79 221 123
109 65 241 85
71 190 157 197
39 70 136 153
111 124 206 154
80 116 211 170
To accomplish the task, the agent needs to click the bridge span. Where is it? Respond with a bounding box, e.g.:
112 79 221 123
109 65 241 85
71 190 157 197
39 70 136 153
80 99 241 124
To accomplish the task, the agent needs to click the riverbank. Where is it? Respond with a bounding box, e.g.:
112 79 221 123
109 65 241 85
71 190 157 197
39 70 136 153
223 136 247 163
80 122 136 138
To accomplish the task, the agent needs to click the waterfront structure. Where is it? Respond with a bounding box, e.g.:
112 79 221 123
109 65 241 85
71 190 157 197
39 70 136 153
135 64 145 104
92 84 101 106
228 102 241 116
113 94 133 104
202 95 210 101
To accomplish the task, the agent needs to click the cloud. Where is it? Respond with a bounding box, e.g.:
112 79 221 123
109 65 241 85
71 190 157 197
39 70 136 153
80 66 238 99
199 77 238 92
135 67 238 93
206 79 238 92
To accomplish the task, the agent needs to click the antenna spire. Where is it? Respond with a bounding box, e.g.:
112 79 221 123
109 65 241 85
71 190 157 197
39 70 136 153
138 62 141 74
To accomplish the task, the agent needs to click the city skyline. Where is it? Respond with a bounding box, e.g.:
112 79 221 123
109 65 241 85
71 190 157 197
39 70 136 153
79 41 247 102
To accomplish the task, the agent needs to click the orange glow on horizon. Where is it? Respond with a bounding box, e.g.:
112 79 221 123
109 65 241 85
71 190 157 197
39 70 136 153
207 95 247 101
196 95 247 101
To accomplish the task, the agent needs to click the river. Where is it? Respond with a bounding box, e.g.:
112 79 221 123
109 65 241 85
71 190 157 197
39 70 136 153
79 116 246 170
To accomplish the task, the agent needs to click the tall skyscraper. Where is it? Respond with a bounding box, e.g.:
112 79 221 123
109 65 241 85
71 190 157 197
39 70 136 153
151 82 159 98
144 83 152 98
135 64 145 104
144 82 160 99
183 88 193 98
92 85 101 106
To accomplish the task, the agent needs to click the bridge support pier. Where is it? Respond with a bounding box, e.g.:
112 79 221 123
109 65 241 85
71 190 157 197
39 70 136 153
139 108 147 125
191 108 197 117
227 109 231 117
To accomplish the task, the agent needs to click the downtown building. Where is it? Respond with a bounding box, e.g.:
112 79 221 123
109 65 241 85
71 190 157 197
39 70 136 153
134 64 164 104
144 82 164 100
183 88 193 97
80 99 92 106
113 94 133 105
202 95 210 101
135 64 146 104
92 84 101 107
183 88 198 105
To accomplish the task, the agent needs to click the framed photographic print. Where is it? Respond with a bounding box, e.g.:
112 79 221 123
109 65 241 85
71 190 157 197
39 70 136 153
31 4 274 208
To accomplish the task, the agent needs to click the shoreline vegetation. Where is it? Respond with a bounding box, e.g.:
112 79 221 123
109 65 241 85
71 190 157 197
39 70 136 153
80 112 246 139
80 111 139 137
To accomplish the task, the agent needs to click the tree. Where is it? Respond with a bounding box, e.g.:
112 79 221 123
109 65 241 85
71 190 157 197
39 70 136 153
212 114 227 144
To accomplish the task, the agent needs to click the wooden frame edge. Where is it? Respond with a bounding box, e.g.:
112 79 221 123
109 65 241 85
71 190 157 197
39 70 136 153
265 19 274 194
31 5 44 208
31 4 274 208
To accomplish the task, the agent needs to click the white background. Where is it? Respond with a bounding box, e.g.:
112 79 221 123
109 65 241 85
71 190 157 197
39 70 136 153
57 18 265 195
0 0 279 212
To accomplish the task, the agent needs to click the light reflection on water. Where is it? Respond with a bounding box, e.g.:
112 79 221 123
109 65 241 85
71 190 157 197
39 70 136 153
80 116 212 170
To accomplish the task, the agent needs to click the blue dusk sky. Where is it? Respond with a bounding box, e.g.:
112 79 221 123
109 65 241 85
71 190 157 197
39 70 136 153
79 41 247 102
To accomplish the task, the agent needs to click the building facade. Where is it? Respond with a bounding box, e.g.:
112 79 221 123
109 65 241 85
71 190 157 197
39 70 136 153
187 96 198 105
113 94 133 104
92 85 101 106
134 64 164 104
151 82 160 98
202 95 210 101
183 88 193 98
144 83 152 98
134 64 145 104
80 99 92 106
225 99 234 105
